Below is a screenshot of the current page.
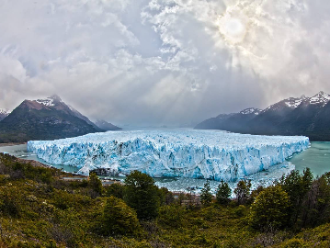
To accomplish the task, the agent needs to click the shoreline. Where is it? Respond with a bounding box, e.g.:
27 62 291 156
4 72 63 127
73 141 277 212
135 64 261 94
3 154 88 179
0 142 26 147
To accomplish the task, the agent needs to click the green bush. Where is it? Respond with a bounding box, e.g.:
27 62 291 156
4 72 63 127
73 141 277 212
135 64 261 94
158 204 186 228
89 172 103 197
250 185 290 231
103 196 140 236
0 185 22 216
216 181 231 205
106 183 125 199
124 171 160 220
281 238 306 248
234 180 251 205
201 181 213 206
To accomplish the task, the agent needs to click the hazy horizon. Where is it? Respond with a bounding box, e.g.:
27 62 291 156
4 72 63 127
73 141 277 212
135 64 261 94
1 0 330 126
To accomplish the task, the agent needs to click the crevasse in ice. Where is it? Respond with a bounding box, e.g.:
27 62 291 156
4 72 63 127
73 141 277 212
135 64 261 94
27 129 310 181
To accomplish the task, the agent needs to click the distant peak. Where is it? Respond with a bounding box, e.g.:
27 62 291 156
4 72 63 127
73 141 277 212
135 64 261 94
240 108 262 115
309 91 330 105
32 95 63 107
317 91 330 97
48 94 62 102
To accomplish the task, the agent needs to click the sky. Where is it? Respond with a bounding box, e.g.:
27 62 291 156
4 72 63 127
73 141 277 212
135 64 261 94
1 0 330 127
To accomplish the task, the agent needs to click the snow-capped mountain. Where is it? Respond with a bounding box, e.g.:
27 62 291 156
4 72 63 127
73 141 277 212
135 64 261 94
195 91 330 141
0 95 120 142
308 91 330 105
0 109 10 121
240 108 262 115
263 91 330 112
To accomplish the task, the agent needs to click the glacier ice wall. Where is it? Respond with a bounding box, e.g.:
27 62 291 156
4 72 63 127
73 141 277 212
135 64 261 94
27 129 310 181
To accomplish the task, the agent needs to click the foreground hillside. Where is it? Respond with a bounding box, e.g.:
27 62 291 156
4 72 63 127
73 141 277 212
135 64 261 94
196 91 330 141
0 153 330 247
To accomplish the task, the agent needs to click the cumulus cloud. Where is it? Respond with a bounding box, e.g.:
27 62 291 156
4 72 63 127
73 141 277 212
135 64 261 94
0 0 329 126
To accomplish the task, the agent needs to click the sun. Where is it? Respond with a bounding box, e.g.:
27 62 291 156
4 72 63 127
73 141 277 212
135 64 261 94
217 5 249 45
223 18 244 37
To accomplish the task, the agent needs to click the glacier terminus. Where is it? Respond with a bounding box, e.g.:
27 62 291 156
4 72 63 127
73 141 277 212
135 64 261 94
27 129 310 181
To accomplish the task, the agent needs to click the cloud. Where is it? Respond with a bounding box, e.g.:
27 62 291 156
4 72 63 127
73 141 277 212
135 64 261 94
0 0 329 126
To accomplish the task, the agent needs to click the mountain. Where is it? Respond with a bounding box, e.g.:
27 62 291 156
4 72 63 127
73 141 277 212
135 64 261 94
195 91 330 141
0 109 10 121
195 108 261 133
95 120 121 131
0 95 106 143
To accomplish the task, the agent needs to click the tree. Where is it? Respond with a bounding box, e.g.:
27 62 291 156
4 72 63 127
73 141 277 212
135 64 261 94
300 173 330 227
279 169 313 227
158 187 175 205
106 183 125 199
249 185 290 231
124 170 160 220
200 181 213 206
234 180 251 205
302 168 313 192
89 172 103 197
103 196 140 236
216 181 231 205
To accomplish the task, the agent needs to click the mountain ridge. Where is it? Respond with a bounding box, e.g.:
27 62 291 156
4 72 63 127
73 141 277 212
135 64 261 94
0 95 120 142
195 91 330 141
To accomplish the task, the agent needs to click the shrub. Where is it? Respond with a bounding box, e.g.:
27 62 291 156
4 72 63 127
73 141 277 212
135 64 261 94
249 185 290 231
280 238 306 248
158 204 186 228
103 196 140 236
106 183 125 199
0 186 22 216
234 180 251 205
200 181 213 206
216 181 231 205
124 171 160 220
89 172 103 197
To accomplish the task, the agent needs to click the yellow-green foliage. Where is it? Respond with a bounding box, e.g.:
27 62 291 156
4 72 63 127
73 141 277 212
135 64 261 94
249 185 290 230
103 196 140 236
0 153 330 247
279 238 307 248
157 204 186 228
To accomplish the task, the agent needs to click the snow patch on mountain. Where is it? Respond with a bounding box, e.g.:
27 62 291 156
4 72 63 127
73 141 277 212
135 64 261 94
0 109 9 115
27 129 310 181
284 97 306 108
35 99 55 107
309 91 330 105
34 95 63 107
240 108 262 115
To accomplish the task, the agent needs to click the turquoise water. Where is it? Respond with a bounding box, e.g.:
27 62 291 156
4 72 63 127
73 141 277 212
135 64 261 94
288 141 330 177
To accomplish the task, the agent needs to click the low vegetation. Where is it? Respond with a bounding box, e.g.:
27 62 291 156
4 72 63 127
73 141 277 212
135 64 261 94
0 153 330 247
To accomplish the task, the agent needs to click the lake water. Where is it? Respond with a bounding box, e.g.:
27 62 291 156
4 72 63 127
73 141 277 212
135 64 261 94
288 141 330 177
1 141 330 193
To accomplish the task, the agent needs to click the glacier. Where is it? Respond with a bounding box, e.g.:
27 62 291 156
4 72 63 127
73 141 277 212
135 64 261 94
27 129 310 181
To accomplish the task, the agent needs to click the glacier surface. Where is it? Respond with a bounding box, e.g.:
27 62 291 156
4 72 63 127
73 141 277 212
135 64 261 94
27 129 310 181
